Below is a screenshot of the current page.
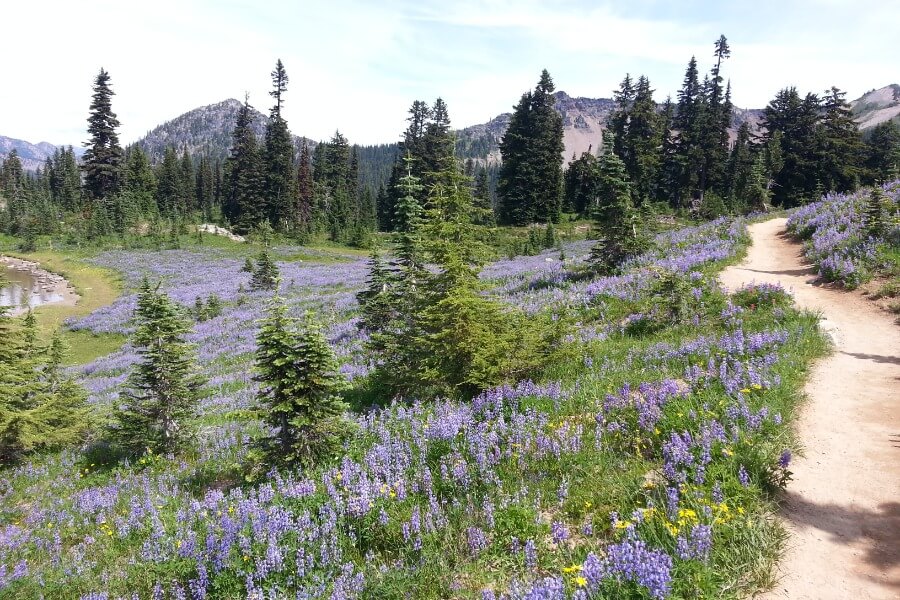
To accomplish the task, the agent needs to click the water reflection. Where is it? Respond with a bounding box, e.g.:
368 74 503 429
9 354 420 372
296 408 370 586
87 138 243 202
1 265 64 309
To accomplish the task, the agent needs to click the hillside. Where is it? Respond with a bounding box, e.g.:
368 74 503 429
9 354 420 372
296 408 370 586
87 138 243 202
0 136 80 171
851 84 900 130
134 98 313 164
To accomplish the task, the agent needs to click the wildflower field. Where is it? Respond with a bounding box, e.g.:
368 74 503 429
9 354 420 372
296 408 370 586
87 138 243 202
787 179 900 288
0 218 829 599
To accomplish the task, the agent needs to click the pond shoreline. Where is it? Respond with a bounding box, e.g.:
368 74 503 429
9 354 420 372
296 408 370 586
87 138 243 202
0 255 80 316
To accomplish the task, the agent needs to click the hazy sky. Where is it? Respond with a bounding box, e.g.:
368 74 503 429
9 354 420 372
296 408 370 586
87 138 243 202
3 0 898 147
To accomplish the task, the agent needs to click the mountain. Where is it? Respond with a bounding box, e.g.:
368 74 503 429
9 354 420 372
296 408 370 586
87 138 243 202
456 91 766 166
851 84 900 130
0 136 83 171
135 98 313 164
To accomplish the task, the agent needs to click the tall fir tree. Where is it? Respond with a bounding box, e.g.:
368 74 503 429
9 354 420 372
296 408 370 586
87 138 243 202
564 150 600 216
83 68 124 202
497 70 565 225
178 147 195 213
263 59 297 230
761 87 822 206
724 121 756 210
155 146 181 216
225 96 264 230
123 145 157 203
817 87 863 193
671 57 704 207
296 142 314 233
195 154 215 219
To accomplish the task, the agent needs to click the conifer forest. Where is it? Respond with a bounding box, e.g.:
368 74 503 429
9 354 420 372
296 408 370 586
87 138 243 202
1 7 899 600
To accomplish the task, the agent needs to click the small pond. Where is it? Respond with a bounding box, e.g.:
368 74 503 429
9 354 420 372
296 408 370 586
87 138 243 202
1 265 64 310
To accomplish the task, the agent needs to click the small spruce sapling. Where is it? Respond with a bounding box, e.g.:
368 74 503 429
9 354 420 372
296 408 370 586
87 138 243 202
255 293 352 467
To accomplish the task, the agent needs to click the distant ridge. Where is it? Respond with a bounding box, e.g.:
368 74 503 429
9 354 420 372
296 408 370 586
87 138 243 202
134 98 313 164
0 136 83 172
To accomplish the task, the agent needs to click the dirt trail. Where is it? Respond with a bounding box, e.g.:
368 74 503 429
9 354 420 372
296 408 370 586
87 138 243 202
720 218 900 599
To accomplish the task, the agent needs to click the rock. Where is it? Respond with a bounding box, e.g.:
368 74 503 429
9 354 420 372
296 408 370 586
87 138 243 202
197 223 246 243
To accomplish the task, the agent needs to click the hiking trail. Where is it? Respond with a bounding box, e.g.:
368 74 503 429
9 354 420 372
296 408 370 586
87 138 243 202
720 218 900 599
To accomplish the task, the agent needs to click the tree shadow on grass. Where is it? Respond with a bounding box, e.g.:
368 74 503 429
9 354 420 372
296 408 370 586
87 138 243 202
780 491 900 589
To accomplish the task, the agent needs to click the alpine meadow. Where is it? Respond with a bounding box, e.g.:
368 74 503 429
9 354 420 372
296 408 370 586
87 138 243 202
1 3 899 599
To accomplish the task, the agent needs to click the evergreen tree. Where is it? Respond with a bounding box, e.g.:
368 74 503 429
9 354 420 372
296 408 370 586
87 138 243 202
591 132 646 273
865 187 889 238
83 68 123 201
356 246 394 333
319 131 354 241
123 145 157 203
155 146 181 216
671 57 704 207
255 295 350 467
296 142 315 233
698 36 733 200
865 121 900 183
195 154 215 219
472 166 495 225
263 60 297 230
564 150 600 216
761 88 822 206
250 249 279 291
725 121 756 210
178 148 195 212
111 280 203 456
497 70 565 225
0 149 25 201
420 98 455 187
414 165 546 396
610 74 635 161
818 87 863 193
0 304 90 465
225 96 264 230
623 76 662 204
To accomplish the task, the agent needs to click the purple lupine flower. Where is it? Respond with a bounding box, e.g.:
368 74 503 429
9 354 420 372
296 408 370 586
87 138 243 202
738 465 750 487
467 527 488 555
551 521 569 545
524 538 537 570
676 524 713 561
779 449 792 468
581 536 673 599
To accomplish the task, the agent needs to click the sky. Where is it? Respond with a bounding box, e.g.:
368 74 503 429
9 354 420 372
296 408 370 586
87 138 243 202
2 0 898 147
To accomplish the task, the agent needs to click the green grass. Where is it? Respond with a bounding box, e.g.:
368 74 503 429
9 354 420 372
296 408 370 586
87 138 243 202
3 250 125 364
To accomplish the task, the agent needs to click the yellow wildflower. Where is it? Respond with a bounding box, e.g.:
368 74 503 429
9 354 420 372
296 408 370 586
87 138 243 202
574 576 587 587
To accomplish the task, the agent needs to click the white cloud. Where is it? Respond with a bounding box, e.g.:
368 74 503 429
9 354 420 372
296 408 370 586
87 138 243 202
1 0 897 147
